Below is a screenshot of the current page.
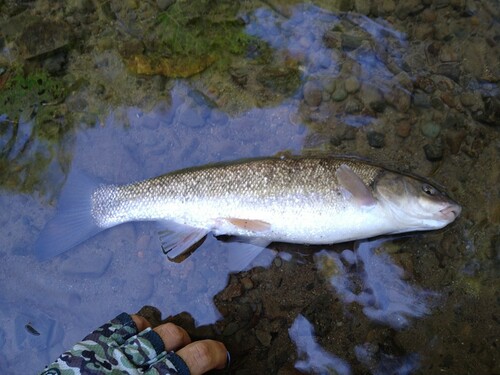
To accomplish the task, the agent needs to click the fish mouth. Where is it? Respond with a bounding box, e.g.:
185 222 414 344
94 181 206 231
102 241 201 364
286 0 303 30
439 204 462 221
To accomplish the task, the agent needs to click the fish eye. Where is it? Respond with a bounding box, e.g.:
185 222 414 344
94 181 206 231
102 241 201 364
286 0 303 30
422 183 437 196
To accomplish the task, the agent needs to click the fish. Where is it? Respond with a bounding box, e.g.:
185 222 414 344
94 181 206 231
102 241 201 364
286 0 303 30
35 157 461 265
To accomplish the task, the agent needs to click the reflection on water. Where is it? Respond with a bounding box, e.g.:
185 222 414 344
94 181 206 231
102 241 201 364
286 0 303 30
289 314 351 375
0 1 498 374
316 239 438 330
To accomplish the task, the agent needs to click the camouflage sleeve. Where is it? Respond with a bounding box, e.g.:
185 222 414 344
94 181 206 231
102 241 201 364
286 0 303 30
40 312 190 375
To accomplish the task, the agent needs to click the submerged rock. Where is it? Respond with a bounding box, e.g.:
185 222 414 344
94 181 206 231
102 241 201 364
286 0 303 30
18 19 72 60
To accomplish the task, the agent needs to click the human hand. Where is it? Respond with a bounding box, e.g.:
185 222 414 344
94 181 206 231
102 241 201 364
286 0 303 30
41 312 229 375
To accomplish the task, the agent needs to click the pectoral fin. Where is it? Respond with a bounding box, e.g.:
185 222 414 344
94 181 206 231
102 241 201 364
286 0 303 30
336 164 376 208
225 218 271 232
158 222 209 262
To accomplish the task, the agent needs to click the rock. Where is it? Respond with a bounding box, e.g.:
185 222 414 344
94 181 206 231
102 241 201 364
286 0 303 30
413 91 431 108
445 130 466 154
322 30 342 49
360 84 385 112
344 97 363 114
322 77 337 94
380 0 396 15
345 76 360 94
421 121 441 138
474 95 500 126
223 322 240 336
157 0 175 10
367 131 385 148
437 63 461 82
332 81 347 102
396 121 411 138
355 0 371 15
241 277 254 290
341 34 364 51
18 19 72 59
439 44 459 62
42 52 67 75
303 81 323 107
395 0 424 19
423 140 444 161
255 329 272 346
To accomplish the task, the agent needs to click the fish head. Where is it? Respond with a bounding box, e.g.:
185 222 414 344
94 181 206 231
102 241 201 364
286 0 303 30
374 171 462 231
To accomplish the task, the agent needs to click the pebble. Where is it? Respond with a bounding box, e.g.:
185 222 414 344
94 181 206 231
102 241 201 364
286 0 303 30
380 0 396 15
361 84 385 112
424 140 444 161
354 0 371 15
241 277 254 290
344 97 363 114
332 82 348 102
420 121 441 138
303 81 323 107
273 257 283 268
157 0 175 10
459 91 480 107
367 131 385 148
255 329 272 346
396 121 411 138
437 63 461 82
345 76 360 94
445 130 466 154
341 34 364 51
322 77 337 94
413 91 431 108
395 0 424 19
223 322 240 337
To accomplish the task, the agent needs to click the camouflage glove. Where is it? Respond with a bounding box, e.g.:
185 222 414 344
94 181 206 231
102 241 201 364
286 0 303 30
40 313 190 375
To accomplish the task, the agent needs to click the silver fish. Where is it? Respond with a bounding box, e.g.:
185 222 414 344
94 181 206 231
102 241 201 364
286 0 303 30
36 157 461 262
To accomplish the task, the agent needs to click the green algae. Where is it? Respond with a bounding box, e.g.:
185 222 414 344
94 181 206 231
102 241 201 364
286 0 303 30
128 0 255 78
0 68 71 193
0 68 68 137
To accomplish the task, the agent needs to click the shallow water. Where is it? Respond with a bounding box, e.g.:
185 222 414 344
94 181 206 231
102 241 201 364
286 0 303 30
0 1 499 374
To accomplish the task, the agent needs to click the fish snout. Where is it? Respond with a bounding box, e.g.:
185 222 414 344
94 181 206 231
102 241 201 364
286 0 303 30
439 203 462 221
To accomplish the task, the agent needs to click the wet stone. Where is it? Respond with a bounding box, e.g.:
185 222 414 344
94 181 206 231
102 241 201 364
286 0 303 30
437 63 461 82
354 0 371 15
303 81 323 107
396 121 411 138
223 322 240 337
413 91 431 108
341 34 364 51
344 97 363 114
241 277 254 291
367 131 385 148
332 82 347 102
474 95 500 126
255 328 272 347
445 130 466 154
345 76 360 94
322 30 342 49
19 20 72 59
395 0 424 19
424 140 444 161
420 121 441 138
361 84 385 112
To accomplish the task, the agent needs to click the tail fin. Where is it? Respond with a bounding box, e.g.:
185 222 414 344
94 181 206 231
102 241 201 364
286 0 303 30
35 170 105 261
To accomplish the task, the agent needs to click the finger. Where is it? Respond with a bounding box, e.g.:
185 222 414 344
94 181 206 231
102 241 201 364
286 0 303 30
176 340 228 375
154 322 192 351
131 314 152 332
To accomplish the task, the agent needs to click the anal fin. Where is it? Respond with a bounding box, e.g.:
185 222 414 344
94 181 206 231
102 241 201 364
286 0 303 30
158 222 209 262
